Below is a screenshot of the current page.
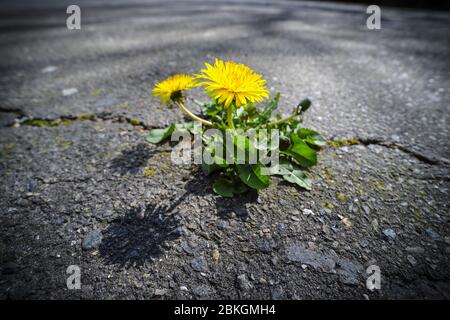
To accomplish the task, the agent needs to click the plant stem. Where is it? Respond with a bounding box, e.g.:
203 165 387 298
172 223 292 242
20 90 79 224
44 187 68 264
270 112 300 126
176 101 213 126
227 104 235 129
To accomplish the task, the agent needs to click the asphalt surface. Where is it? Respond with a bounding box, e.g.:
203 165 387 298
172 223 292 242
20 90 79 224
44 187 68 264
0 0 449 299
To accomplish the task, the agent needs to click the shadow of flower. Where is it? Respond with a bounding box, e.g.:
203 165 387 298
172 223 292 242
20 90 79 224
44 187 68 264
98 202 181 267
98 169 258 267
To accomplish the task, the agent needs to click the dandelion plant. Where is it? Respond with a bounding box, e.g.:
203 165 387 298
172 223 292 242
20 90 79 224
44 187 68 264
146 59 325 197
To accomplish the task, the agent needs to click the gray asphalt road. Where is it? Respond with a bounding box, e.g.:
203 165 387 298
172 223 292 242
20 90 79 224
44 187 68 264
0 0 449 299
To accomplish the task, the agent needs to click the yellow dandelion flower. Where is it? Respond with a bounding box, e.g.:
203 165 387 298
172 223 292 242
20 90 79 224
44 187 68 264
197 59 269 109
152 74 197 106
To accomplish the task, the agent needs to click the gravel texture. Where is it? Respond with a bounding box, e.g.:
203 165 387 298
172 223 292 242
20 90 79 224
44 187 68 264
0 0 449 299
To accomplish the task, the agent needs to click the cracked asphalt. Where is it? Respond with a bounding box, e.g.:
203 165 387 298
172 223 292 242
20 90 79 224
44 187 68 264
0 0 449 299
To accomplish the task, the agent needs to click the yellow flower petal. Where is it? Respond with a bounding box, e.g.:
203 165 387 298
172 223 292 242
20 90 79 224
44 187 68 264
196 59 269 108
152 74 197 106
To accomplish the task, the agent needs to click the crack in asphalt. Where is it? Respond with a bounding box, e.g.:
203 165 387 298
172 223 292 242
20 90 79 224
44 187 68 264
4 109 449 166
0 106 26 116
355 137 450 166
4 110 159 130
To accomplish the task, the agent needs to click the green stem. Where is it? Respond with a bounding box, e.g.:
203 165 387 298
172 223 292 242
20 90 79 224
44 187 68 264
270 112 300 127
176 101 213 126
227 104 235 129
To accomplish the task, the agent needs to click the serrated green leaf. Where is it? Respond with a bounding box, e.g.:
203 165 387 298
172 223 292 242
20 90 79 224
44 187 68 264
175 121 194 130
145 124 175 144
274 158 294 175
283 170 312 190
282 135 317 168
237 164 271 190
297 128 326 147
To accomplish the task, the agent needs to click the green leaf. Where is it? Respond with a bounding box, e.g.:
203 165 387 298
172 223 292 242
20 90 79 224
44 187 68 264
213 179 235 197
237 164 271 190
243 103 257 119
254 134 269 150
145 124 175 144
282 135 317 167
273 158 312 190
274 158 294 175
283 170 312 190
233 182 249 194
233 134 258 164
254 132 279 152
175 121 193 131
297 128 326 147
